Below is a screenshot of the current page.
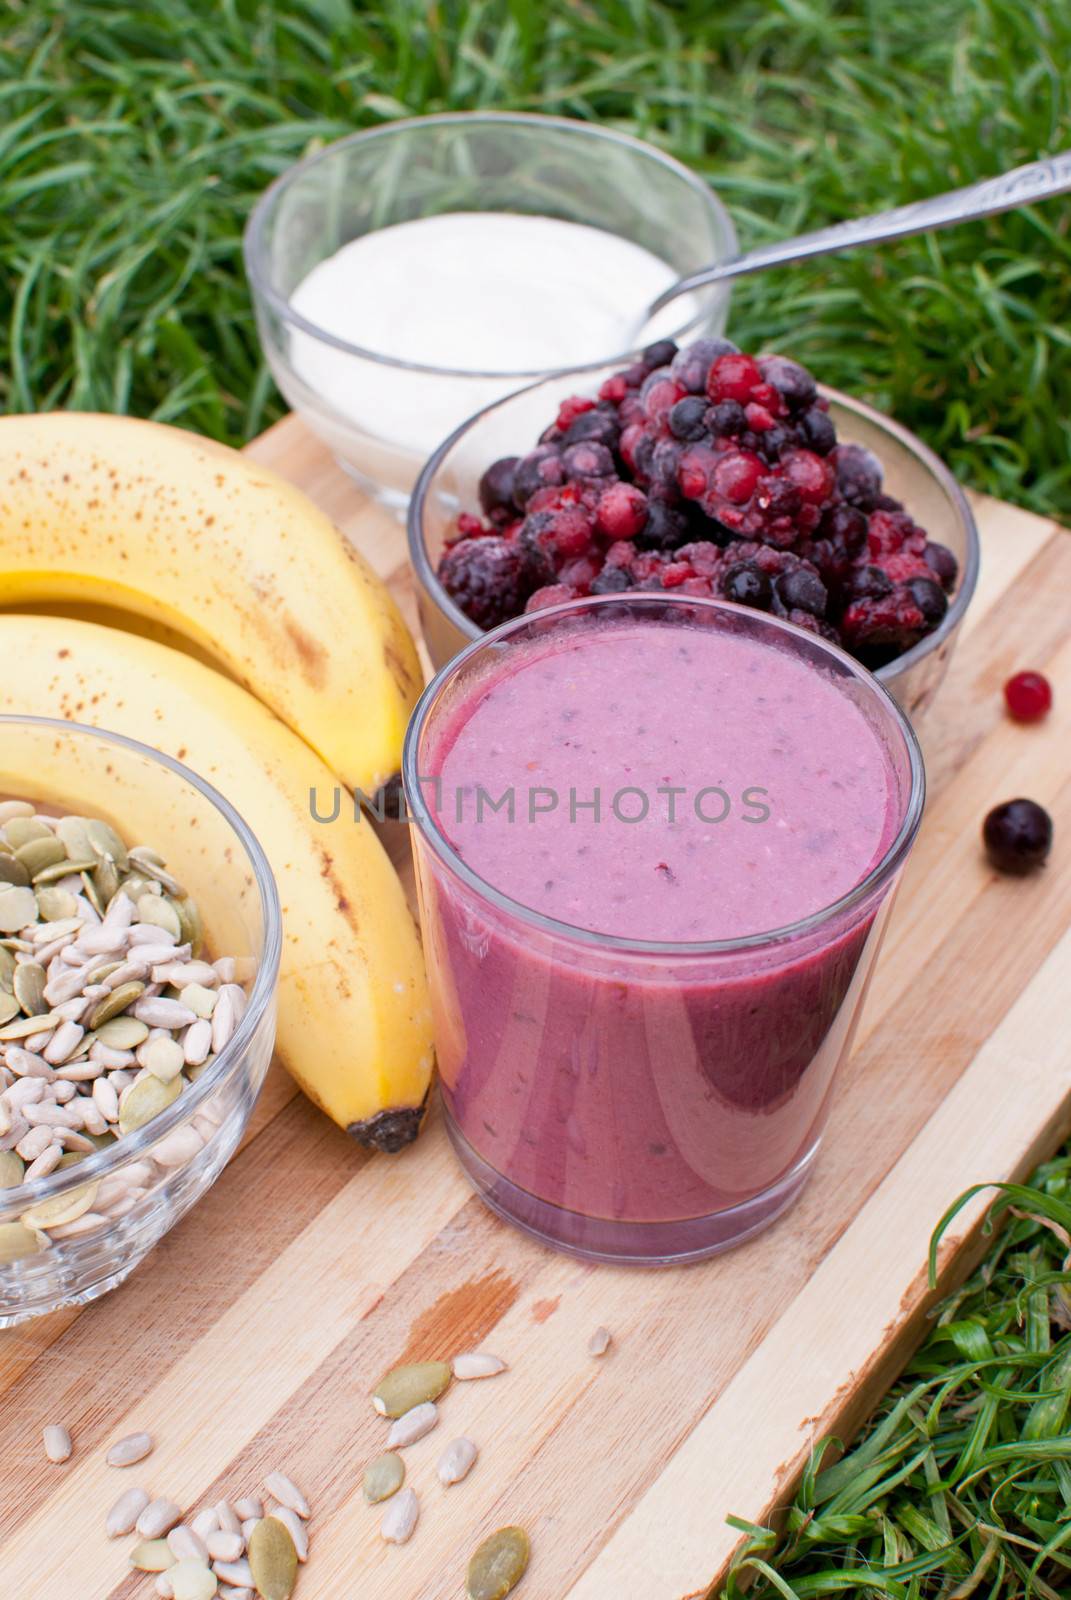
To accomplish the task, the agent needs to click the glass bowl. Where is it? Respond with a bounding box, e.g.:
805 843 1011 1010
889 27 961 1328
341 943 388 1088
244 111 737 513
407 372 981 721
0 719 280 1325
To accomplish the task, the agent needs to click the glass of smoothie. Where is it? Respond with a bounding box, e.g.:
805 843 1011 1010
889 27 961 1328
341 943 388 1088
404 594 925 1265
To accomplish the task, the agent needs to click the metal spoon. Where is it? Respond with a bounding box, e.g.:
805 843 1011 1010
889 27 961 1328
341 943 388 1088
639 149 1071 332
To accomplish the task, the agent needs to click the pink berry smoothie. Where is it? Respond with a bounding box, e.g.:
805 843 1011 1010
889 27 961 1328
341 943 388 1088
408 600 922 1262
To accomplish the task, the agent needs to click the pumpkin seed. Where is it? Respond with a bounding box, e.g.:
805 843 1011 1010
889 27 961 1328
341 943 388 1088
144 1035 186 1082
130 1539 176 1573
20 1180 98 1231
56 1151 90 1169
87 980 146 1031
0 991 19 1025
0 1011 59 1040
0 886 37 932
363 1452 405 1504
55 816 93 861
0 801 34 823
93 856 120 905
35 886 78 922
137 894 182 939
119 873 160 903
0 1221 42 1262
247 1516 298 1600
32 857 96 886
380 1488 419 1546
3 817 52 849
93 1015 150 1049
0 854 30 887
467 1527 531 1600
85 818 128 868
79 870 104 916
118 1071 182 1135
176 896 203 955
373 1360 453 1418
16 837 67 877
0 943 14 988
14 962 47 1016
0 1151 25 1186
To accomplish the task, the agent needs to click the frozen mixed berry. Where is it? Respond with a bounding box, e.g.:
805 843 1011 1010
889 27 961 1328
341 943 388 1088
707 352 765 405
668 396 709 441
1004 670 1052 723
440 537 530 631
525 583 578 613
723 561 772 609
591 564 635 594
670 338 738 393
834 444 884 504
923 542 959 590
983 798 1053 874
758 355 817 411
595 482 649 541
562 440 615 482
512 445 565 509
478 456 519 520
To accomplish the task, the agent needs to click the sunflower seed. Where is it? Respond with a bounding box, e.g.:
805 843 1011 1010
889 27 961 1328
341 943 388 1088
43 1424 72 1463
247 1514 299 1597
183 1019 212 1066
107 1485 151 1537
363 1451 405 1504
92 1076 120 1122
118 1072 182 1135
233 1498 262 1522
25 1142 63 1180
135 997 197 1030
166 1559 217 1600
137 1499 183 1539
213 1560 254 1590
15 1124 53 1162
217 1589 252 1600
108 1429 155 1467
143 1034 187 1082
380 1487 419 1545
191 1509 221 1541
131 1536 178 1571
214 1501 242 1535
438 1437 478 1486
373 1360 452 1418
43 1020 85 1064
205 1530 243 1564
467 1527 531 1600
453 1351 508 1381
262 1472 309 1519
387 1401 439 1449
167 1525 209 1564
588 1326 613 1357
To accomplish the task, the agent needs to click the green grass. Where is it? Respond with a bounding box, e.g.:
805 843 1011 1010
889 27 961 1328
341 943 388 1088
1 0 1070 514
722 1168 1071 1600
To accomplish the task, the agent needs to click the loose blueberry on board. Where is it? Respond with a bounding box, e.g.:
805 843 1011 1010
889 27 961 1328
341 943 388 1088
982 799 1053 874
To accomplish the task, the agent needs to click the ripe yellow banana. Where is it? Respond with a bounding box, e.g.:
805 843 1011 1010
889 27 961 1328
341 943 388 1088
0 613 434 1149
0 413 422 793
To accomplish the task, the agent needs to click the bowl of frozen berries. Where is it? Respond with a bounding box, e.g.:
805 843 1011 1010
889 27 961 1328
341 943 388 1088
408 338 980 718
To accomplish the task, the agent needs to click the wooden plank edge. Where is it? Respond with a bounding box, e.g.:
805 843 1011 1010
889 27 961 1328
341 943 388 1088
566 928 1071 1600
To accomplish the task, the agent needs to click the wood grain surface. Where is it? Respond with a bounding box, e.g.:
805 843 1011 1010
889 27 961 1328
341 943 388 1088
1 414 1068 1600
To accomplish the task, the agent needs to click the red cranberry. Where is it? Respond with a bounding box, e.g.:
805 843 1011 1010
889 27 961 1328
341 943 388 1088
598 374 629 404
1004 670 1052 722
670 338 738 393
707 352 764 404
525 583 576 613
782 449 834 505
556 396 595 432
640 368 685 424
745 402 776 432
678 444 719 500
661 561 694 588
595 482 649 541
712 450 765 505
983 798 1053 873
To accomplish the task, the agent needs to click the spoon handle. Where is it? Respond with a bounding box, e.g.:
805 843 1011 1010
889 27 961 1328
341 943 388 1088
647 149 1071 320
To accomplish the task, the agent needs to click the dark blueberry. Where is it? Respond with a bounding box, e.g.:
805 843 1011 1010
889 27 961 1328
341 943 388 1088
669 338 739 394
850 565 894 600
562 440 615 480
982 798 1053 874
590 564 635 594
756 424 793 463
439 536 529 630
641 339 679 370
668 396 710 441
758 355 817 410
905 575 948 625
834 443 883 503
512 445 564 509
822 503 868 555
478 456 519 517
634 499 688 551
631 432 658 482
705 399 747 437
562 407 621 449
649 438 683 491
722 562 772 609
775 567 828 616
799 406 837 455
924 541 959 591
866 491 905 513
759 477 803 522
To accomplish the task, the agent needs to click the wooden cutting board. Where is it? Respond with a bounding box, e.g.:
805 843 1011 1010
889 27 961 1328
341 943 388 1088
2 415 1069 1600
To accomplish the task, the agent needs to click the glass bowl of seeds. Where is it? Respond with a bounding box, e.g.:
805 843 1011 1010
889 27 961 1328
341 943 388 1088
0 717 281 1325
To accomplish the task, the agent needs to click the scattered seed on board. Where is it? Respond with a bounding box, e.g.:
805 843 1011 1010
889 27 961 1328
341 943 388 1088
136 1498 183 1539
453 1351 508 1381
373 1359 453 1418
467 1526 531 1600
167 1524 208 1564
380 1487 419 1545
266 1503 309 1563
262 1470 309 1519
42 1423 72 1463
168 1558 217 1600
131 1537 178 1572
363 1451 405 1505
233 1497 262 1521
247 1516 298 1600
108 1429 154 1467
215 1500 242 1535
438 1437 478 1486
214 1559 254 1590
387 1400 439 1449
588 1326 612 1358
205 1529 243 1563
107 1486 151 1538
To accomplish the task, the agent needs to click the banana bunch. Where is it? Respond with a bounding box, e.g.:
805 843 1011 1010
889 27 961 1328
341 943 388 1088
0 414 432 1149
